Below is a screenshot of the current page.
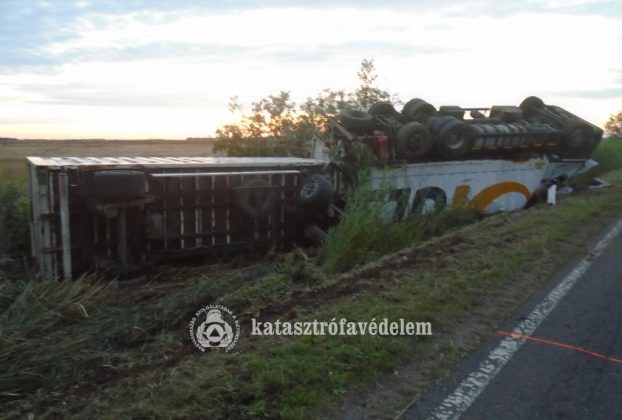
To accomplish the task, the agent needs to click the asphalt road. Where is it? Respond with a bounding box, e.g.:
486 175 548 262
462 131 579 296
404 218 622 419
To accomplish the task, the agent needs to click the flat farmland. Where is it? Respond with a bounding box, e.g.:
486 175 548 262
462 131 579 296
0 138 217 184
0 138 216 160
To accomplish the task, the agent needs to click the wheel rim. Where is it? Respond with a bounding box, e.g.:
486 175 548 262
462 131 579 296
446 132 464 150
408 132 426 149
300 179 319 200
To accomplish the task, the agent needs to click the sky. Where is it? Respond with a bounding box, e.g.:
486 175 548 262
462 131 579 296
1 0 621 140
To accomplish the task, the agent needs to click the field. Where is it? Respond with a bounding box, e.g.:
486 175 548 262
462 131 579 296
1 138 622 418
0 138 216 185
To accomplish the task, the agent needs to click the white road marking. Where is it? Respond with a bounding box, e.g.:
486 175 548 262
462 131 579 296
427 217 622 420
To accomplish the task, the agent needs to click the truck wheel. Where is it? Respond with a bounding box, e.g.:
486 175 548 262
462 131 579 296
297 173 334 211
234 178 277 219
339 109 374 131
436 119 473 159
369 102 400 118
402 98 437 122
397 122 434 159
519 96 545 118
428 116 456 134
91 170 146 199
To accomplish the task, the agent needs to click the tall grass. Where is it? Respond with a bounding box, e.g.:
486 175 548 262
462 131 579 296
322 180 478 273
0 276 114 396
0 182 30 276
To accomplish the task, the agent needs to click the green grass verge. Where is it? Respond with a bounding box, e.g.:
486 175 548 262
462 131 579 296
3 169 622 419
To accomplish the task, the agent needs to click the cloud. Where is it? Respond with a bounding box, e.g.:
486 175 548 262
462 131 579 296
0 1 75 69
416 0 622 17
0 0 216 70
0 116 70 125
0 0 621 138
550 87 622 100
4 82 225 108
0 0 617 73
73 41 461 65
0 3 468 74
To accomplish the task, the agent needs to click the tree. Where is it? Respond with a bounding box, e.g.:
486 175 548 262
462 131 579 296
351 58 396 111
214 91 311 157
605 111 622 138
214 59 398 157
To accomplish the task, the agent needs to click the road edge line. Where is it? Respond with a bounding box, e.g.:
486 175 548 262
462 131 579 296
425 216 622 420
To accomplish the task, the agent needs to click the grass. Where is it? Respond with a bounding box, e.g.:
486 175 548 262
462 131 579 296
2 168 621 419
586 137 622 177
0 161 27 187
321 177 478 273
0 277 116 395
0 182 30 279
1 139 621 418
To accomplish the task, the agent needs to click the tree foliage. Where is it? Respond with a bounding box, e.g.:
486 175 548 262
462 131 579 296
214 59 398 157
605 111 622 138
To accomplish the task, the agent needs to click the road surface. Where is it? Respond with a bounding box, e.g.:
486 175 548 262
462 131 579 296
404 217 622 419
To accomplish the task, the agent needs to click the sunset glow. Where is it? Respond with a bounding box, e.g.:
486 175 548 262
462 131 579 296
1 1 621 139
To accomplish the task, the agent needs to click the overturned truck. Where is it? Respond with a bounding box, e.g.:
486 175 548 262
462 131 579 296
328 95 602 217
27 96 602 279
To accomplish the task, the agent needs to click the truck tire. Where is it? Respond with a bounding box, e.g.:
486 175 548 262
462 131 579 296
92 170 146 200
233 178 277 219
435 119 473 159
369 102 400 118
519 96 545 118
402 98 437 122
396 122 434 159
339 109 374 131
297 173 334 211
428 115 456 134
